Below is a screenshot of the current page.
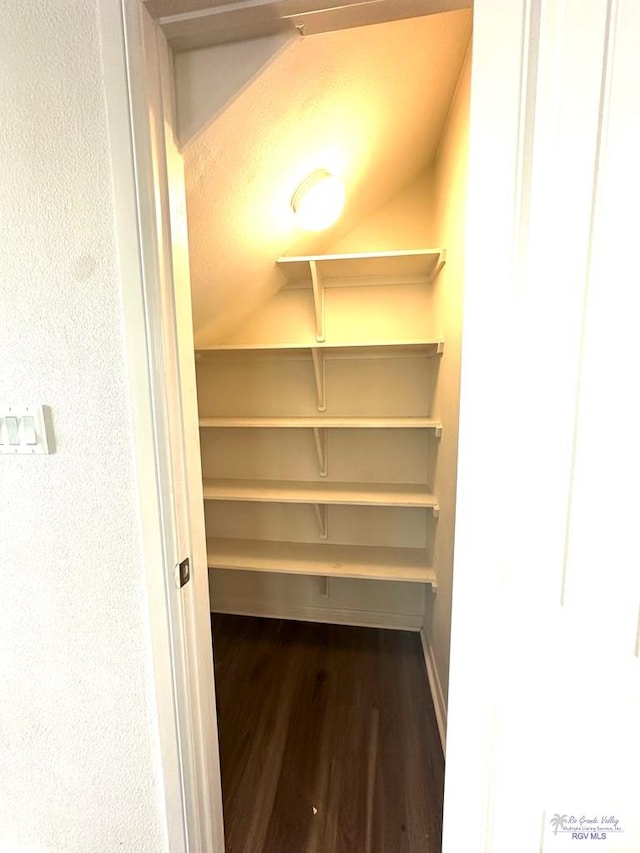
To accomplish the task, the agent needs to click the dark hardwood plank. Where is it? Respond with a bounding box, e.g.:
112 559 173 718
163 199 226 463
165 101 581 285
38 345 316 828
211 615 444 853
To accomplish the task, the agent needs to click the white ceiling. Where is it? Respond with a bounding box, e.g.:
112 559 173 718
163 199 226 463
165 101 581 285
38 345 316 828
183 9 472 345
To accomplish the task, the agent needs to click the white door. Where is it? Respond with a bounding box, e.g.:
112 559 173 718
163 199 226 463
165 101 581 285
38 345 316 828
444 1 640 850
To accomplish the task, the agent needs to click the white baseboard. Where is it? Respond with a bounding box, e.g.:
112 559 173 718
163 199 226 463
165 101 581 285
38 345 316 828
212 600 423 631
420 628 447 752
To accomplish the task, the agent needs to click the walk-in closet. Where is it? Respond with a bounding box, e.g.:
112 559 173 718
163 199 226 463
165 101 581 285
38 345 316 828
173 5 472 848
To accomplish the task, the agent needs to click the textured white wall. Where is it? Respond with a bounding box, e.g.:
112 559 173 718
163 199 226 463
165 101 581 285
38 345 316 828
0 3 167 852
328 174 436 254
174 32 294 147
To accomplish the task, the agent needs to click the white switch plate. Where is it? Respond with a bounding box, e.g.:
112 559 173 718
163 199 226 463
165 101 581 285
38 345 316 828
0 405 52 454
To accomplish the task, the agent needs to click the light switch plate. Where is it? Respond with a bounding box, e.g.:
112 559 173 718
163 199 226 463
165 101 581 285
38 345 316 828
0 405 52 454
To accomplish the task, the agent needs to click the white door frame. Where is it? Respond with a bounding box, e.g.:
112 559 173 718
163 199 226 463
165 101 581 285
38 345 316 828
448 1 640 850
99 2 225 850
98 1 554 850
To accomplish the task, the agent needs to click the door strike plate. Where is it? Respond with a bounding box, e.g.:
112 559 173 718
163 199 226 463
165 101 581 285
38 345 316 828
176 557 191 588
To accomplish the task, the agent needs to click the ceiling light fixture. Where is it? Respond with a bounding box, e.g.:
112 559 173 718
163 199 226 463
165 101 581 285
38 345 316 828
291 169 345 232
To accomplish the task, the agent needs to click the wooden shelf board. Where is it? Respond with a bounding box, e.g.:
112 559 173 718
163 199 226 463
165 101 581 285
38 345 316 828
203 478 438 508
196 340 444 358
277 249 445 285
207 538 437 585
199 416 442 429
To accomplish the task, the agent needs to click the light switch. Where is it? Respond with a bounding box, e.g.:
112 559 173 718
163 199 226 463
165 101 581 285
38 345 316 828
20 415 37 445
4 416 19 445
0 405 52 455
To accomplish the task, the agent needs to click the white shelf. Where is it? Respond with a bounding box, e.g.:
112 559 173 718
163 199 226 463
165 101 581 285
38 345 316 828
196 340 444 357
199 416 442 429
196 342 443 413
203 478 439 510
277 248 446 287
201 249 446 350
273 249 445 343
207 537 437 585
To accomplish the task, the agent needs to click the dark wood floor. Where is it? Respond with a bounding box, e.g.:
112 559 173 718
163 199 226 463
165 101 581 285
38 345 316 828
211 614 444 853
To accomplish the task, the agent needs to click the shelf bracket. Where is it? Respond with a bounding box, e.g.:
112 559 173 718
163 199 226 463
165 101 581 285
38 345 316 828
310 260 325 342
310 348 326 412
436 340 445 355
313 503 329 540
435 425 443 438
430 249 447 281
431 504 440 518
312 426 328 477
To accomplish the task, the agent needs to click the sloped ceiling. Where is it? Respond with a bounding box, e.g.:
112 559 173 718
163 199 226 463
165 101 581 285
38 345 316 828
183 9 472 346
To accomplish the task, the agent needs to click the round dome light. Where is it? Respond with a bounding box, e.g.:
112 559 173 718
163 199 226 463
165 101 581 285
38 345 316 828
291 169 345 231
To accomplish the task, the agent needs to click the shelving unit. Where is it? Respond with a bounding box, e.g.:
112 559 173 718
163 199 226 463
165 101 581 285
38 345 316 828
207 538 437 585
198 249 445 589
199 418 441 479
207 249 446 350
197 341 444 412
277 248 445 280
204 478 439 540
276 249 445 342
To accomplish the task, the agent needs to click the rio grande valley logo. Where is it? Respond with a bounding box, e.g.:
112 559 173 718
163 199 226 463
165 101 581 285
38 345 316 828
549 814 624 841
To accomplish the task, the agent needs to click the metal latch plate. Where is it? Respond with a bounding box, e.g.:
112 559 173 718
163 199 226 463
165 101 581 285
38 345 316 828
176 557 190 588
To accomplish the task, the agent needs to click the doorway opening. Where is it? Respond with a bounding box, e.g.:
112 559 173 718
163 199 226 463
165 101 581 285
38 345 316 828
178 7 471 845
169 5 470 849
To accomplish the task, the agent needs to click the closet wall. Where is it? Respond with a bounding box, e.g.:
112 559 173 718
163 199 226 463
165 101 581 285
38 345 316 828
426 49 471 710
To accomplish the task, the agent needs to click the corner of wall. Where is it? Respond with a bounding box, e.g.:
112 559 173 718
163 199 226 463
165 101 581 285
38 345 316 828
420 623 448 752
426 44 472 719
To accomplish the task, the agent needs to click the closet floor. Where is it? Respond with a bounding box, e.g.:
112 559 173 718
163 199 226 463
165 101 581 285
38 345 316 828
211 614 445 853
